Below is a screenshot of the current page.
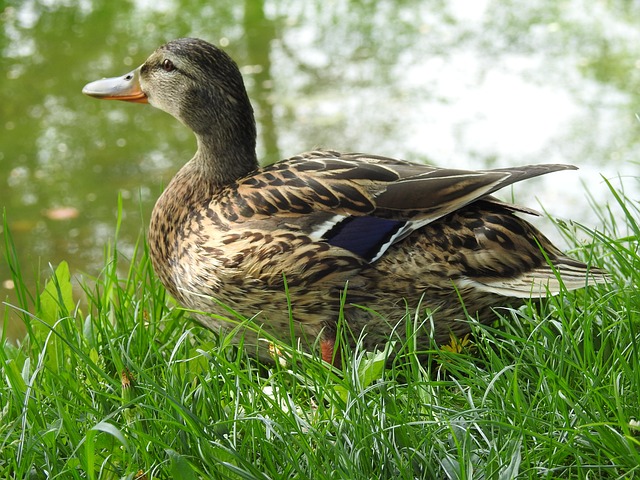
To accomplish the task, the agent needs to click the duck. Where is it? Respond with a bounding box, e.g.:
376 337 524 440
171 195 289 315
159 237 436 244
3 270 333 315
83 38 607 365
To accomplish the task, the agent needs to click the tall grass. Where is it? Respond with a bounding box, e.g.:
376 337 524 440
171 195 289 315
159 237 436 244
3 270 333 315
1 181 638 479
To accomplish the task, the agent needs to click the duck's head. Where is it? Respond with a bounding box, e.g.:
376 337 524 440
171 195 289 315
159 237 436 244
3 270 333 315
83 38 257 170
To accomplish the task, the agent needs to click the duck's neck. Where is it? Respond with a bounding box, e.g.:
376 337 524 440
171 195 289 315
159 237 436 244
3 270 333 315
192 131 258 187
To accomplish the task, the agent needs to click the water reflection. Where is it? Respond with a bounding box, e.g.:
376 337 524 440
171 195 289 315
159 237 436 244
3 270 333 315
1 0 639 340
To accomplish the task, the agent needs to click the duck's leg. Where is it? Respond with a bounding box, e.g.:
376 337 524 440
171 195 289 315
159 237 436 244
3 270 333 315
321 336 341 368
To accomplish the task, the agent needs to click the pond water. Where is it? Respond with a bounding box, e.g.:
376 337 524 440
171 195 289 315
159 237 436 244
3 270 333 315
2 0 639 340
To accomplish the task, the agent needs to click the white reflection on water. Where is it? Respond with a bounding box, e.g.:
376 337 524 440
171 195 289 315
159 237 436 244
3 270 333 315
267 0 639 234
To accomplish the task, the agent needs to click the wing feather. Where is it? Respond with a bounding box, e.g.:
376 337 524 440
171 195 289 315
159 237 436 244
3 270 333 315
214 150 577 261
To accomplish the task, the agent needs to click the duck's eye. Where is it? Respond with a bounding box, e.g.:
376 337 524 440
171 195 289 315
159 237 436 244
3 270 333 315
162 59 175 72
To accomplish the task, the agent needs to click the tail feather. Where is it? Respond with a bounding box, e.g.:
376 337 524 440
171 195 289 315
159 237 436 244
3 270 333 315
462 258 609 298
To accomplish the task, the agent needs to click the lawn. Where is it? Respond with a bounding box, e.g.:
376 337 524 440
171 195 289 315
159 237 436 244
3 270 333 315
1 179 639 479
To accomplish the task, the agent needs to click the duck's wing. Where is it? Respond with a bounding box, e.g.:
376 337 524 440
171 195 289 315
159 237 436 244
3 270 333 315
216 150 576 263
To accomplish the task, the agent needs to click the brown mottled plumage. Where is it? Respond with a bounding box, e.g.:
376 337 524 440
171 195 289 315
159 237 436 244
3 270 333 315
83 38 607 364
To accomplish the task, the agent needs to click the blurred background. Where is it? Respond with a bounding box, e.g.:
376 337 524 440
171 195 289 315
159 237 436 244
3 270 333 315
1 0 639 340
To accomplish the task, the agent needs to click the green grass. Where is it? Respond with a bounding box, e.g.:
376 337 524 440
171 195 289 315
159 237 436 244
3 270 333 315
1 181 639 480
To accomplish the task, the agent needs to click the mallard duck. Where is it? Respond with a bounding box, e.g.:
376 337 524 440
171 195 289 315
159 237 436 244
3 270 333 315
83 38 607 365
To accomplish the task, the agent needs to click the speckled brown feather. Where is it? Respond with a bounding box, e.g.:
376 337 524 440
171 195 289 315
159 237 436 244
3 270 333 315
84 38 608 364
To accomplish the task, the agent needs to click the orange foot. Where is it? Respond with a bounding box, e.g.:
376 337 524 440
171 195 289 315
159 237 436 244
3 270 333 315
321 337 341 368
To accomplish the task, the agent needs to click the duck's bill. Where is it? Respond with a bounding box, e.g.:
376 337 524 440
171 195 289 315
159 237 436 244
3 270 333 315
82 66 148 103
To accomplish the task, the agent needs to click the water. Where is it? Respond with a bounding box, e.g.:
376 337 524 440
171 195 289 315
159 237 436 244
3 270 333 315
2 0 639 340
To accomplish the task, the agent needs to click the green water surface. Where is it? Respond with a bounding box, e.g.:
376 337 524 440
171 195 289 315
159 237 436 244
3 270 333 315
1 0 639 339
